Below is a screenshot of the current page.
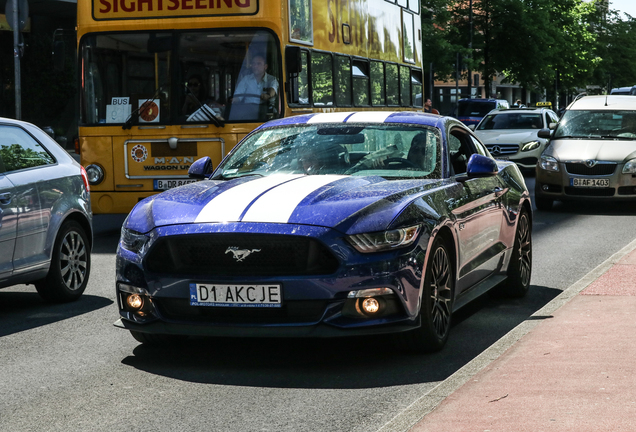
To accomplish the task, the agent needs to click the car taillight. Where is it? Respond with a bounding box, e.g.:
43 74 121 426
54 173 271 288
80 165 90 192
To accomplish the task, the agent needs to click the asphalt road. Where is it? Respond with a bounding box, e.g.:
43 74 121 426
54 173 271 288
1 176 636 432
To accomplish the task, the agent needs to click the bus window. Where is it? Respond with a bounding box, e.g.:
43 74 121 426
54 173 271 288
335 55 352 106
411 69 423 107
311 52 333 106
402 10 415 64
297 50 310 105
386 64 399 106
353 60 370 106
370 61 385 106
289 0 313 45
399 65 411 106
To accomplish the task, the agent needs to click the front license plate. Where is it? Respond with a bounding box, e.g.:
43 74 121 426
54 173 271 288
570 178 610 188
495 156 509 161
189 283 282 308
154 179 196 190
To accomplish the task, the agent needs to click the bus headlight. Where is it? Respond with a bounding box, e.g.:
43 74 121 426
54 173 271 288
86 164 105 185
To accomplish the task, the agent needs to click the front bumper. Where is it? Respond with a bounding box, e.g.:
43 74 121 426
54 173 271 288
536 162 636 201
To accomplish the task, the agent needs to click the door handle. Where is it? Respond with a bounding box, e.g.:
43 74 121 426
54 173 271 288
493 187 505 198
0 192 12 204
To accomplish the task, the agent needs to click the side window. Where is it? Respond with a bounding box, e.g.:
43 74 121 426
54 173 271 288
0 126 55 173
289 0 313 45
470 135 488 156
411 69 423 107
370 61 385 106
311 52 333 106
335 55 352 106
297 50 310 105
386 64 399 105
352 60 370 106
399 65 411 106
448 129 476 175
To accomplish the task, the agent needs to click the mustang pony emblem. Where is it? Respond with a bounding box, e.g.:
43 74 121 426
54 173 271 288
225 246 261 262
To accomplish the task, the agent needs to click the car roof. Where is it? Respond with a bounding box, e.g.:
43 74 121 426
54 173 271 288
258 111 458 130
568 95 636 110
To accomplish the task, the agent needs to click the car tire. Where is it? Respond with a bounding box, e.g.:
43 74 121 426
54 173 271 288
497 209 532 298
35 220 91 303
129 330 187 345
395 236 454 353
534 196 553 211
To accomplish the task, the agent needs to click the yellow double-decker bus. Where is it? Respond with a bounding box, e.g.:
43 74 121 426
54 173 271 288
77 0 423 213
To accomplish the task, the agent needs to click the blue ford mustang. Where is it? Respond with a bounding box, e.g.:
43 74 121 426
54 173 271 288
115 112 532 352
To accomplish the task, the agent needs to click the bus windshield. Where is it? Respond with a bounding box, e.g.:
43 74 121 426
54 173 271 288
79 30 281 126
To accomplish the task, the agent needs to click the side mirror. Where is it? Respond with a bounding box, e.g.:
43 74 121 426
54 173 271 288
537 128 552 139
549 122 557 130
188 156 213 179
285 46 302 74
466 154 498 178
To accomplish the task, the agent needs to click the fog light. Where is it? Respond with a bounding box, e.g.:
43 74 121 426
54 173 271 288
361 297 380 314
126 294 143 310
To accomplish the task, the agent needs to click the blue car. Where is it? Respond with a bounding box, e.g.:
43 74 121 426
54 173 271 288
115 112 532 352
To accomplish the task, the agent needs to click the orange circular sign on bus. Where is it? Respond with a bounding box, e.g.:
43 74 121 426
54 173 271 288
139 101 159 122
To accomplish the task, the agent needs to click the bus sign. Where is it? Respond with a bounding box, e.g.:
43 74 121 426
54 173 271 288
93 0 258 20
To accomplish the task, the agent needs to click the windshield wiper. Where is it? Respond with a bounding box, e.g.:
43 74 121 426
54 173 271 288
123 85 165 130
184 84 224 127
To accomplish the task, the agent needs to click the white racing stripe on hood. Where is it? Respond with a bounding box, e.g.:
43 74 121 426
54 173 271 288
194 175 303 223
307 112 352 123
241 175 347 223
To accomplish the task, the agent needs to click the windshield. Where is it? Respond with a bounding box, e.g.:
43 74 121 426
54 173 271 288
477 113 543 130
458 101 496 117
79 30 281 126
554 110 636 139
214 124 442 180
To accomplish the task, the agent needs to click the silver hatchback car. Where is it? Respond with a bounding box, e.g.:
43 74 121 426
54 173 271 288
0 117 92 302
535 96 636 210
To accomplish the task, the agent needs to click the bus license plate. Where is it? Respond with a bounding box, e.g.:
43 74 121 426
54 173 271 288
154 179 196 190
570 178 610 188
189 283 282 308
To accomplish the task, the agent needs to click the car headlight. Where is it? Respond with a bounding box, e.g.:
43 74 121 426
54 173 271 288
346 225 420 253
85 164 104 185
623 158 636 174
539 155 559 172
520 140 541 152
120 227 150 253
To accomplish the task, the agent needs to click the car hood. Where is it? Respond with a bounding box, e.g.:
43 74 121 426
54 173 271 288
547 139 636 162
125 174 443 235
475 129 539 144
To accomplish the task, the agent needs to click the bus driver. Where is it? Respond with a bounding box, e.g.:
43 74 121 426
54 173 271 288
233 54 279 105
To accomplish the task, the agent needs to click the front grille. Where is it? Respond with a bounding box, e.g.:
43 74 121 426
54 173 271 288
564 187 615 197
155 298 328 324
146 234 340 276
486 144 519 156
565 162 616 176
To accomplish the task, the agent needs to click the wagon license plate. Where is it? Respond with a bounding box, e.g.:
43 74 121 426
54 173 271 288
154 179 196 190
189 283 282 308
570 178 610 188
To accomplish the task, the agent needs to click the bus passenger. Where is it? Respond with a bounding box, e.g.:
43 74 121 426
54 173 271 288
233 54 279 105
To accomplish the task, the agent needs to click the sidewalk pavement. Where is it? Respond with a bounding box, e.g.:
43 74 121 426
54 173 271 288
395 238 636 432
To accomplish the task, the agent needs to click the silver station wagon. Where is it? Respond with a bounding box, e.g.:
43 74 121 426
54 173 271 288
0 117 93 302
535 95 636 210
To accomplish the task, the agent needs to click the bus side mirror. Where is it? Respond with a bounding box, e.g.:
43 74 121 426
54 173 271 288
188 157 213 179
285 46 302 104
285 46 302 73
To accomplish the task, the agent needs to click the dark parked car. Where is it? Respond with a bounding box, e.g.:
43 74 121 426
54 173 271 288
0 117 92 302
115 112 532 352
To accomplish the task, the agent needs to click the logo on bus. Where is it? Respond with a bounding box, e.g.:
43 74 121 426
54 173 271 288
142 156 195 171
131 144 148 163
